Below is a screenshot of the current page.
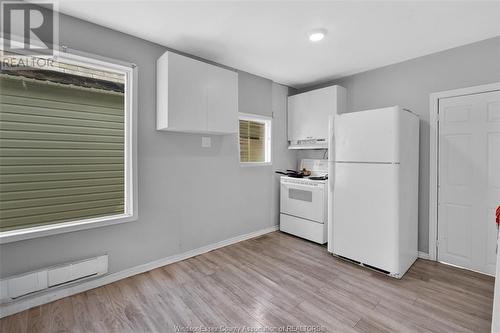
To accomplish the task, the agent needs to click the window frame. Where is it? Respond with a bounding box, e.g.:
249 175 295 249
238 112 272 167
0 47 138 244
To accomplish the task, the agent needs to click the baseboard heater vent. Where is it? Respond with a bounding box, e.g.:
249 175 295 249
362 263 390 275
0 255 107 303
337 255 360 265
336 255 390 275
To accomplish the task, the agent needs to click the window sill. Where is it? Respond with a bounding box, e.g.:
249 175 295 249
240 162 273 167
0 214 137 244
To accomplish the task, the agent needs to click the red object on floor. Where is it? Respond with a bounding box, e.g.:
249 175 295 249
496 206 500 226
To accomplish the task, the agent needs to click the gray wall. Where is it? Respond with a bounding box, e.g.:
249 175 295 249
298 36 500 253
0 13 296 278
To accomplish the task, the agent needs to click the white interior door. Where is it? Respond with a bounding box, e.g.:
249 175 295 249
438 90 500 275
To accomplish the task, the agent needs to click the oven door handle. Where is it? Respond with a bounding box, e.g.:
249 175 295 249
281 182 324 191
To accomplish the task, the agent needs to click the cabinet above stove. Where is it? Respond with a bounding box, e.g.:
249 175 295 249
287 85 346 149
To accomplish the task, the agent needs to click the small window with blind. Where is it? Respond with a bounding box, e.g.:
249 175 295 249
0 51 136 242
238 113 272 165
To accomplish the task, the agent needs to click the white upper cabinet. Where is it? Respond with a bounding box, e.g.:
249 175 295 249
287 85 346 149
157 51 238 134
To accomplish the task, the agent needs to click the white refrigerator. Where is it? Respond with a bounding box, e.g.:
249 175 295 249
327 106 419 278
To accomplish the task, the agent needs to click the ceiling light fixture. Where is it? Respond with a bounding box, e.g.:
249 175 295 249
309 29 327 42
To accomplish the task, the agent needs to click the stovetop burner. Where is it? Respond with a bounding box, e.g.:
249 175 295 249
308 175 328 180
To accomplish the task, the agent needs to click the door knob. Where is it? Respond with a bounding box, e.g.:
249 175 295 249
496 206 500 227
496 206 500 254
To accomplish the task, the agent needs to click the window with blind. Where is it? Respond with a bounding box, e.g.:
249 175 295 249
0 53 136 241
238 113 271 164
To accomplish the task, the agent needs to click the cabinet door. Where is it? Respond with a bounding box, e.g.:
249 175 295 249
167 53 207 132
287 93 308 141
307 87 335 140
287 87 338 142
206 66 238 133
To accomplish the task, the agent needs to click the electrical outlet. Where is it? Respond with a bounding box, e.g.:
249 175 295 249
201 136 211 148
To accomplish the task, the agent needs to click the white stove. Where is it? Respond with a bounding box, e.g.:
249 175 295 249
279 159 328 244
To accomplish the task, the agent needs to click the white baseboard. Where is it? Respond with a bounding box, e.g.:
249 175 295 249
0 225 279 319
418 251 431 260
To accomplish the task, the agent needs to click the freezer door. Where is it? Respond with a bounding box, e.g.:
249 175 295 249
335 106 399 163
333 163 399 273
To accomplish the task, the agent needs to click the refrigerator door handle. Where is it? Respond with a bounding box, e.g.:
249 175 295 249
335 161 401 165
328 115 335 192
327 115 335 253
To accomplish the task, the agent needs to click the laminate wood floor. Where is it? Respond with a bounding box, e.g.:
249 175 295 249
0 231 495 333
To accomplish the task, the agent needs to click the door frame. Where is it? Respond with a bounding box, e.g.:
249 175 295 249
428 82 500 261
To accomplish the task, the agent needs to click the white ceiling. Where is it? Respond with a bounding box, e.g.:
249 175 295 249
58 1 500 88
